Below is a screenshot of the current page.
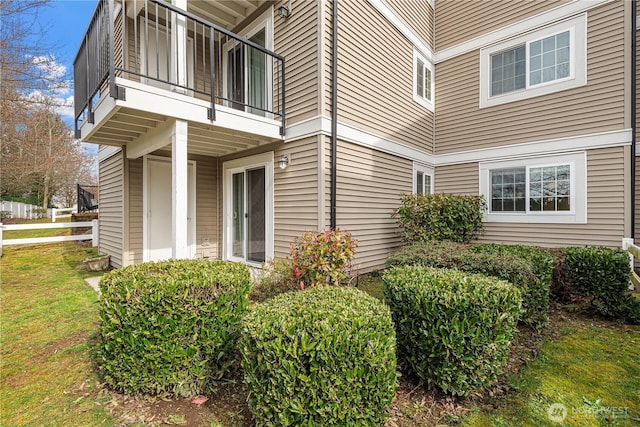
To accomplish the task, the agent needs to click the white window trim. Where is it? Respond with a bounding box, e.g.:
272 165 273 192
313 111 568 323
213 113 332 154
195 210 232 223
413 162 434 194
222 151 275 266
479 13 586 108
412 49 434 111
479 152 586 224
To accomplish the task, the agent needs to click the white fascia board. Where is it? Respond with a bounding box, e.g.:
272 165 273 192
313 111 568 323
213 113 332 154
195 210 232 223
434 0 612 63
436 129 632 166
367 0 433 60
286 115 436 166
285 115 631 166
98 146 122 162
79 94 120 142
115 77 283 140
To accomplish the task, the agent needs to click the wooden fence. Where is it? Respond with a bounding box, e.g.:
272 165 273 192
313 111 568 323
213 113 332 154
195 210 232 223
622 238 640 289
0 220 98 257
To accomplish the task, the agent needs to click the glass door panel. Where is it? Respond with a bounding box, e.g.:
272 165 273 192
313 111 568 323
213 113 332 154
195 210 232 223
247 29 266 116
227 43 244 110
232 172 244 258
247 167 266 263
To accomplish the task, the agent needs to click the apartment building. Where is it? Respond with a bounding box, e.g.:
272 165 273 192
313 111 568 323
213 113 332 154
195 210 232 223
74 0 637 272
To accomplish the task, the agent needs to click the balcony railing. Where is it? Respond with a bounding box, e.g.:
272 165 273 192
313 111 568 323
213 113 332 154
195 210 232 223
74 0 286 137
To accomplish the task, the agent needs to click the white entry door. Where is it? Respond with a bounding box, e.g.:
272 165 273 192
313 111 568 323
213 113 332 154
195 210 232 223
145 157 196 262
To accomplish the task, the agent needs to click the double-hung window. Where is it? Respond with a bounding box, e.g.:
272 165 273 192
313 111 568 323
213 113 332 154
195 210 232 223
414 163 433 195
413 49 434 111
480 14 586 108
479 152 586 223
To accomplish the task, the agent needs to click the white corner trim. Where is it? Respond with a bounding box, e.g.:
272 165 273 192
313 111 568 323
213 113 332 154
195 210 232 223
636 15 640 30
367 0 433 60
285 115 331 142
98 146 123 162
434 0 611 63
437 129 632 166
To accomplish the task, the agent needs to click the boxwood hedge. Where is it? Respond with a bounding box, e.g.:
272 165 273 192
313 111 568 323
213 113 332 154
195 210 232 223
96 259 251 397
384 266 522 396
387 241 549 328
241 286 397 426
563 246 640 324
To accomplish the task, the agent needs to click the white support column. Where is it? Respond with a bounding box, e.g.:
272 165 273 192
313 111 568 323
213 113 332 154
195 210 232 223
172 119 189 259
92 219 99 247
171 0 188 92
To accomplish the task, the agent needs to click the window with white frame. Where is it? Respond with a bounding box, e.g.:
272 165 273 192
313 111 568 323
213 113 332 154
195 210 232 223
479 152 586 223
413 49 434 111
414 163 433 194
480 14 586 108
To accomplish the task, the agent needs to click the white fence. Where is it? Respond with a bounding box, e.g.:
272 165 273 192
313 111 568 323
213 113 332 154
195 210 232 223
0 220 98 257
622 238 640 289
0 201 43 220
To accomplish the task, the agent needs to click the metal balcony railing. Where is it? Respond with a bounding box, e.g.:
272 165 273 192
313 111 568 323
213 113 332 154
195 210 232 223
74 0 286 137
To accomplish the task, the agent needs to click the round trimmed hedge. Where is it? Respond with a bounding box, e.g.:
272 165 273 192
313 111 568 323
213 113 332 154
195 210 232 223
384 266 522 396
96 259 251 397
241 286 397 426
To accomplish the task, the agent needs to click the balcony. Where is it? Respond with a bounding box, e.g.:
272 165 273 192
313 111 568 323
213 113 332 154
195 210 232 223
74 0 285 156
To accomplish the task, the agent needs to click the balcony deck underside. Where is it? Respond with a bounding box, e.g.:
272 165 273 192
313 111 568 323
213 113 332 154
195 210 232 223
81 78 281 158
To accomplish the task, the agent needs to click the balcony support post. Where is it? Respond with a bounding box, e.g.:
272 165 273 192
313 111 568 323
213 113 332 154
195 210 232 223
171 119 189 259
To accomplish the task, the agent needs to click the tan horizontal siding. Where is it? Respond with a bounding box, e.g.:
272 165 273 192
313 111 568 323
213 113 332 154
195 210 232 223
126 157 143 266
435 0 570 51
385 0 433 49
439 147 626 248
275 0 319 124
335 141 412 272
274 137 319 258
435 162 479 194
98 148 124 268
337 0 434 153
435 1 626 154
193 155 219 260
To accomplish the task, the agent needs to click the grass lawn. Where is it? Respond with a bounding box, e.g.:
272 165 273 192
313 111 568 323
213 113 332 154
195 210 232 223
0 242 113 426
2 242 638 426
357 274 640 427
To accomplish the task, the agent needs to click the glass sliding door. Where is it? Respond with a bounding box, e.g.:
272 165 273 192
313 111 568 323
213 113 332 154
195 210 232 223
224 25 269 116
247 168 266 263
247 29 266 116
229 166 266 264
232 172 244 258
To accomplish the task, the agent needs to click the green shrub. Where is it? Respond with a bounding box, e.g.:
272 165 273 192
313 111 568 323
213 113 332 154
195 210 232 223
288 228 357 287
96 259 251 397
250 258 300 303
563 247 640 323
241 286 397 426
384 266 521 396
387 241 548 328
393 193 486 243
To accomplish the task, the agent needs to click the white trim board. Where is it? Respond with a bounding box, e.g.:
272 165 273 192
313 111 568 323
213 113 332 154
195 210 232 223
285 115 631 167
98 146 122 162
367 0 433 61
436 129 631 166
286 115 437 166
434 0 612 63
